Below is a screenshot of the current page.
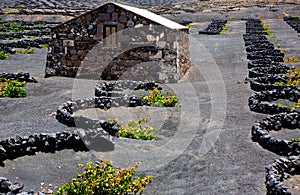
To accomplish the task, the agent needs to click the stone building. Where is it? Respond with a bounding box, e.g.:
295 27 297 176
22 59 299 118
45 2 190 83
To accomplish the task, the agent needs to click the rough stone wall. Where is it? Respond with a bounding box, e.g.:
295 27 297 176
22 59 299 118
45 3 190 83
177 28 190 79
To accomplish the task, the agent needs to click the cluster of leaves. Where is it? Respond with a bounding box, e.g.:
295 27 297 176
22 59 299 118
275 68 300 113
7 37 20 40
55 160 153 195
13 5 27 9
275 68 300 87
1 22 25 33
186 23 194 29
36 22 46 27
261 20 275 36
291 137 300 143
140 87 180 107
220 22 230 35
0 50 9 60
0 79 27 98
277 99 300 110
269 39 277 45
40 44 49 49
109 118 158 140
284 56 300 63
16 48 35 54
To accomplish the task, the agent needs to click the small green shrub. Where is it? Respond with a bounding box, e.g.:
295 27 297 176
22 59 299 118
55 160 153 195
16 48 35 54
0 50 9 60
140 87 180 107
37 23 46 27
261 20 275 36
284 56 300 63
0 80 26 98
14 5 27 9
26 35 38 39
275 68 300 87
186 23 194 29
110 118 158 140
8 22 24 33
40 44 49 48
7 37 20 40
220 24 229 35
291 137 300 143
269 39 277 45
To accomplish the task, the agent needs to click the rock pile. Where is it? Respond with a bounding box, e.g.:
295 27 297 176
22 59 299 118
284 16 300 33
0 177 31 195
251 112 300 156
198 20 228 35
0 38 50 52
0 30 50 40
0 131 88 163
249 88 299 114
0 72 38 83
56 80 160 133
266 156 300 195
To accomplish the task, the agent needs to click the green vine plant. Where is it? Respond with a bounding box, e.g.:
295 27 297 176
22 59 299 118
16 48 35 54
275 68 300 110
7 37 21 40
269 39 277 45
0 79 27 98
291 137 300 143
0 50 9 60
109 118 158 140
40 44 49 49
275 68 300 87
261 20 275 36
186 23 194 29
14 5 27 9
140 87 180 107
55 159 153 195
277 99 300 110
220 20 232 35
284 56 300 63
4 22 25 33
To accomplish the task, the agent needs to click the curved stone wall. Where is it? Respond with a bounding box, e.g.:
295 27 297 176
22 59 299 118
245 18 300 194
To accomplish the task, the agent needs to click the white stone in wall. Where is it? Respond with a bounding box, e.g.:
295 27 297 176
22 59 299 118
146 34 155 42
157 41 166 48
160 32 164 39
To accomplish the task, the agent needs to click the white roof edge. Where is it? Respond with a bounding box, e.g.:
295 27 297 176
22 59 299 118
113 2 188 30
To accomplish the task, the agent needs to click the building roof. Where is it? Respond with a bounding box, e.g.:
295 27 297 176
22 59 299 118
113 2 188 30
54 2 188 30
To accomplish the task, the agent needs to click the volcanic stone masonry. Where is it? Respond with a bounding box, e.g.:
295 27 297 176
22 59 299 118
45 2 190 83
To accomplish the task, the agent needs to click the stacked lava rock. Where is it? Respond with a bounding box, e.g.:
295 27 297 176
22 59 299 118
0 38 50 54
284 16 300 33
56 80 160 135
0 20 55 54
198 20 228 35
0 72 37 83
244 19 300 194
